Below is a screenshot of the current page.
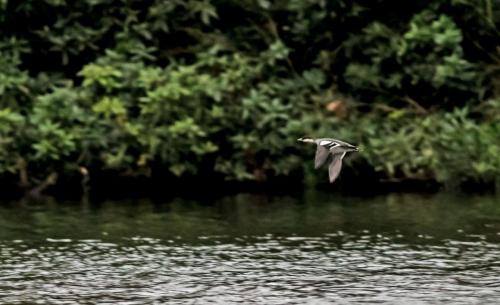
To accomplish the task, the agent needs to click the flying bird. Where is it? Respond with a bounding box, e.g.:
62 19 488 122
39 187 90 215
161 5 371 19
298 137 359 183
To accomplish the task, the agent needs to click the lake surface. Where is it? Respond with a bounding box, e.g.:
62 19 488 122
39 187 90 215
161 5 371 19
1 192 500 304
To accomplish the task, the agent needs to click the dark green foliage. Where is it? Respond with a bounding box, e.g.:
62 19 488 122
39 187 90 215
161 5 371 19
0 0 499 190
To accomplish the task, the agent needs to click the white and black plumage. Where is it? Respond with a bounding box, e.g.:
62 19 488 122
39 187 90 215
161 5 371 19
298 137 359 183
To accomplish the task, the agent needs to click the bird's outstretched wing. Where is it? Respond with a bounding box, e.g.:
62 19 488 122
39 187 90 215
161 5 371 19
329 152 346 183
315 145 330 169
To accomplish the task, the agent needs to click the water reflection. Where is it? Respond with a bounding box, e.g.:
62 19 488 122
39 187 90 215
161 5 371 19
0 192 500 303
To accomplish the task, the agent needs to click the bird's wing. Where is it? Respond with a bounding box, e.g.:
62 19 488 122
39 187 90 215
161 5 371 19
314 145 330 169
329 152 346 183
328 145 343 154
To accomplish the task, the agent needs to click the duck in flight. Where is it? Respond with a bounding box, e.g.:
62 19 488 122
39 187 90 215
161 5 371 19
298 137 359 183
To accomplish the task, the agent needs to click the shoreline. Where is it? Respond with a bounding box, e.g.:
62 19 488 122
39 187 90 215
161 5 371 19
1 173 496 201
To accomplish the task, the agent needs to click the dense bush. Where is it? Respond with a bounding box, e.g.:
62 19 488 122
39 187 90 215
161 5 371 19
0 0 498 191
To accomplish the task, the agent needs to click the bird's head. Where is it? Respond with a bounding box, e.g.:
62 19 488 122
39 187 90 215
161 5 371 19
297 136 315 143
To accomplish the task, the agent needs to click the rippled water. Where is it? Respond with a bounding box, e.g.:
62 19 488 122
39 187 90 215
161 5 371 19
1 192 500 304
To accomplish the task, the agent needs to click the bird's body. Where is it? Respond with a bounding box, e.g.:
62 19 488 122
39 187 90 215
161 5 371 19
298 137 359 183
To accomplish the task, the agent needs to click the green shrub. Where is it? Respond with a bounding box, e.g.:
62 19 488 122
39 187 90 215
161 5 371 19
0 0 498 191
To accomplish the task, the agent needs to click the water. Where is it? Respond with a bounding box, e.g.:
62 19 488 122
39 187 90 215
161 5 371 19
1 192 500 304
